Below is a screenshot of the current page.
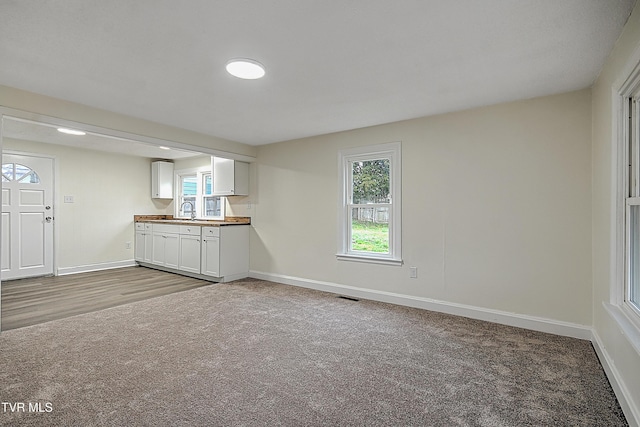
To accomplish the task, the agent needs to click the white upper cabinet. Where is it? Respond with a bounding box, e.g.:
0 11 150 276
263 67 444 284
212 157 249 196
151 161 174 199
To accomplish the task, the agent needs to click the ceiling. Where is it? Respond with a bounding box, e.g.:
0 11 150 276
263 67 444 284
0 0 636 146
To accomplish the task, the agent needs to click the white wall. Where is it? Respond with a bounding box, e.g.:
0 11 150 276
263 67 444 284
3 138 170 271
252 89 593 327
592 2 640 423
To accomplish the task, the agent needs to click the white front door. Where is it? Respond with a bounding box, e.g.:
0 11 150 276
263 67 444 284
1 153 54 280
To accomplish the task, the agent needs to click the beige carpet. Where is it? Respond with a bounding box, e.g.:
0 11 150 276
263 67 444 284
0 278 627 426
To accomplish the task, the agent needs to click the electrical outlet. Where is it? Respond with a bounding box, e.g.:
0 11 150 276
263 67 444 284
125 242 131 250
409 267 418 278
64 195 74 203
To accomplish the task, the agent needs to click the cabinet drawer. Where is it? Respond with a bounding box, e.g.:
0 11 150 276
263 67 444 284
136 222 153 231
180 225 201 235
153 223 180 234
202 226 220 237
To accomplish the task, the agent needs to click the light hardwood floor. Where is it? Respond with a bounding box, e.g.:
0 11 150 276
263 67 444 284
1 266 213 331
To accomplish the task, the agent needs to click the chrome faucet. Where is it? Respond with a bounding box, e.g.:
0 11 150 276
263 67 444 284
180 201 196 220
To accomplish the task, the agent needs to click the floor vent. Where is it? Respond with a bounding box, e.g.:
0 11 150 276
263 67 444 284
337 295 359 302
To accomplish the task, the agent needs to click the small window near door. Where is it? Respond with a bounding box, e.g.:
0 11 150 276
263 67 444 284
1 163 40 183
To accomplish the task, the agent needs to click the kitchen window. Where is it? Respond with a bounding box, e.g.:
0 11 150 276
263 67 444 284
176 169 224 220
203 173 223 217
337 142 402 265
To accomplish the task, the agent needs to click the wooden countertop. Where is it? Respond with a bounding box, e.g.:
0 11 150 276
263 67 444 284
134 215 250 226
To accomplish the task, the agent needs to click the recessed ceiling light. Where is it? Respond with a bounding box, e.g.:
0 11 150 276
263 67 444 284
226 58 265 80
57 127 86 136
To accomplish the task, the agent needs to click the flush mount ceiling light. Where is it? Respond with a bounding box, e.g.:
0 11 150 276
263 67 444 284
57 127 86 136
226 58 265 79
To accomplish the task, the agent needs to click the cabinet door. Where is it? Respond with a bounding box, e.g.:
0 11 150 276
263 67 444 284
152 161 174 199
164 233 179 269
179 234 201 273
212 157 249 196
134 231 145 261
212 157 235 195
151 232 166 265
201 236 220 277
143 232 153 262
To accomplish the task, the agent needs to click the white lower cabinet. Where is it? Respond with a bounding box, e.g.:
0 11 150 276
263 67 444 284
179 225 201 274
134 223 153 263
151 233 179 268
164 235 179 269
152 227 179 269
144 232 152 262
135 222 248 282
201 228 220 277
135 230 145 261
201 225 249 280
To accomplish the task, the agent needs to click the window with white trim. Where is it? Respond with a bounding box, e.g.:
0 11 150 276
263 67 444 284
608 57 640 352
625 94 640 317
337 142 401 265
176 169 224 220
202 173 223 218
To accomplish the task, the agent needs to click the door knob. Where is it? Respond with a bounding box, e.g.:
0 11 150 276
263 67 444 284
45 217 52 223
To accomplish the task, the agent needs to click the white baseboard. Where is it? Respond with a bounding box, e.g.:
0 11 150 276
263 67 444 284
592 330 640 427
57 260 137 276
249 270 592 340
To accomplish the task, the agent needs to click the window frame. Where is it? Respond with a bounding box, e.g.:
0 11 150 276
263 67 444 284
202 172 224 218
337 142 402 266
177 172 197 218
626 94 640 320
611 59 640 347
175 167 225 220
2 163 41 183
